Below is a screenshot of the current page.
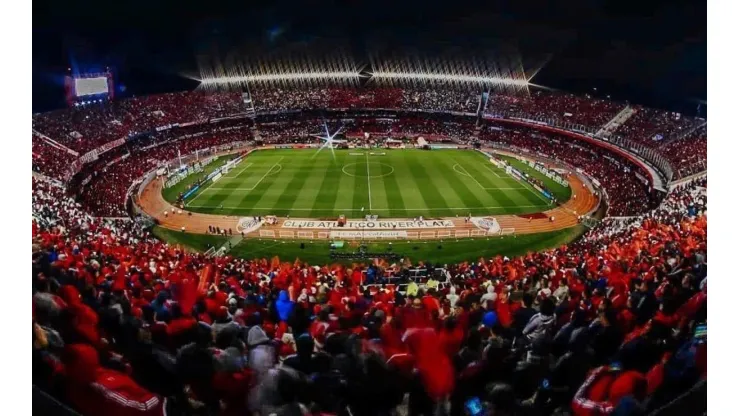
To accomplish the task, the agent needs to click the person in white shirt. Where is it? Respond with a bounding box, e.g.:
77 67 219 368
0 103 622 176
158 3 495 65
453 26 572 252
480 284 497 305
446 286 460 308
553 280 569 303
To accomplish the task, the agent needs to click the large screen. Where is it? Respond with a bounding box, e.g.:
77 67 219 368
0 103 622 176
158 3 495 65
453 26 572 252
74 77 110 97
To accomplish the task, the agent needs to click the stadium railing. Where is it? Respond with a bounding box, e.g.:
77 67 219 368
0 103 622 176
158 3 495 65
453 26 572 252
485 110 675 183
33 385 82 416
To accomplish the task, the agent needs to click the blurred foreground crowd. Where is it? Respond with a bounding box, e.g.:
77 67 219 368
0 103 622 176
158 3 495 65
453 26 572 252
33 169 706 415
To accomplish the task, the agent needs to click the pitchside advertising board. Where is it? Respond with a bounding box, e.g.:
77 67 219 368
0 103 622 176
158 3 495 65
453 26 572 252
330 231 408 239
282 220 455 229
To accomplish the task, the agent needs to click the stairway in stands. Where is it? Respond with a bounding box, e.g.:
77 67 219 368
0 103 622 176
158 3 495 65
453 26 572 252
242 92 257 119
594 105 637 139
240 91 261 140
33 130 80 157
659 121 707 147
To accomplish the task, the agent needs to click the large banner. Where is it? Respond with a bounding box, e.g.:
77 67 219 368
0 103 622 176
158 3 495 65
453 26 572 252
78 137 126 164
282 219 455 229
236 217 263 234
470 217 501 234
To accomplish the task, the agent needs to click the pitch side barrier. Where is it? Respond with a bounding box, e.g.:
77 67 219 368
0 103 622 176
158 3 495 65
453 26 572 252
257 229 505 239
66 116 252 184
256 107 665 185
181 147 256 200
488 146 605 218
483 116 662 188
129 143 257 216
488 159 556 202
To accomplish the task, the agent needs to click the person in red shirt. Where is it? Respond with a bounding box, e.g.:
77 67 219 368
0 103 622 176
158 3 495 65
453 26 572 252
61 343 167 416
495 290 513 329
438 316 464 359
571 365 647 416
421 289 441 315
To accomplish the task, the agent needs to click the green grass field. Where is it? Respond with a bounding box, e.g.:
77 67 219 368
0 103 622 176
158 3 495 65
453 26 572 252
171 148 570 218
152 226 228 252
153 225 587 265
161 156 233 202
499 155 572 202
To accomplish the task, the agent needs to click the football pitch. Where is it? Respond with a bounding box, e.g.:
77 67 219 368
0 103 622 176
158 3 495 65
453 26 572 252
180 148 569 218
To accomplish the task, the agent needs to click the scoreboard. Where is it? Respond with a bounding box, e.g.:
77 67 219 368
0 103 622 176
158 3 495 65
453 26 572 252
64 72 114 106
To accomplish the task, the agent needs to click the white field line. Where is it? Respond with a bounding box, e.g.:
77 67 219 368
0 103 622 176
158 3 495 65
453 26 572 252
223 162 253 178
205 187 269 191
253 241 285 252
452 161 505 191
186 175 220 206
486 166 518 183
497 163 553 205
246 157 285 191
474 153 553 205
210 165 284 191
485 165 504 178
523 183 552 204
189 158 284 204
185 205 545 211
366 153 372 210
216 157 285 192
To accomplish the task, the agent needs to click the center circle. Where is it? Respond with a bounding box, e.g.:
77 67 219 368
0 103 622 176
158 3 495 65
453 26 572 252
341 162 395 178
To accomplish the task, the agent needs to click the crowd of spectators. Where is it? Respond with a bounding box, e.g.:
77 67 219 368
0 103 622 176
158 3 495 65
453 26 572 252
32 88 707 188
579 177 706 245
343 117 476 140
51 111 673 219
658 127 707 180
256 117 477 143
249 87 709 180
32 135 78 179
612 107 704 148
328 88 405 109
251 87 480 114
32 104 133 155
76 126 253 217
485 91 625 130
257 120 327 143
32 92 246 155
479 127 658 217
32 161 706 415
251 87 334 113
398 88 480 113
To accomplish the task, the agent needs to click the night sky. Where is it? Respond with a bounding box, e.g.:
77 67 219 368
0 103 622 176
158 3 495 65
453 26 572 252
32 0 706 114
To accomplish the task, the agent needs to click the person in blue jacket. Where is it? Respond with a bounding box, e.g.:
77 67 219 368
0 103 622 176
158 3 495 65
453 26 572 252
275 290 295 322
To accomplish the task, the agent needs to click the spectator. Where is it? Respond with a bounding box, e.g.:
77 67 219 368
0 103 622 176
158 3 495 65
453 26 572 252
30 133 707 415
513 292 537 336
523 297 556 342
275 290 295 322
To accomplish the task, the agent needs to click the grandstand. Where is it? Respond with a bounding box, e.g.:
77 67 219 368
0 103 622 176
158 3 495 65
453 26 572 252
32 72 707 415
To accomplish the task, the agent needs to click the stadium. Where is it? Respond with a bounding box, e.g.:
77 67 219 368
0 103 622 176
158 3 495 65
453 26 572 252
31 3 708 416
34 83 702 262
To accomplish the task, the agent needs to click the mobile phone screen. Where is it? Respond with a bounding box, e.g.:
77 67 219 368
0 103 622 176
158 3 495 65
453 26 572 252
465 397 484 416
694 323 707 340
